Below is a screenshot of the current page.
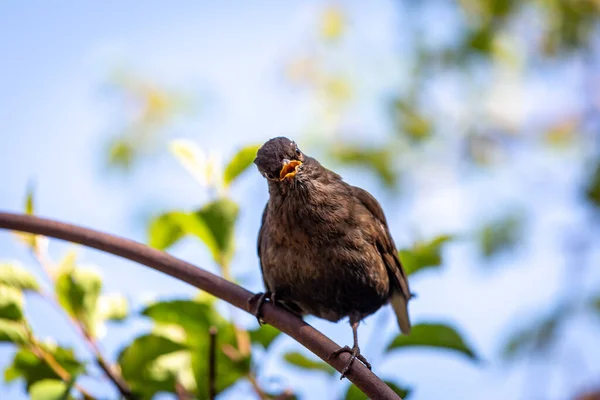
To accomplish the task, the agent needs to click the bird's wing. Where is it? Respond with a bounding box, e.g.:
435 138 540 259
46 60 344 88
257 203 271 292
351 185 412 333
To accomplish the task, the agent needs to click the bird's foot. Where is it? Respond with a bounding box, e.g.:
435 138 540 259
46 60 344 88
247 291 273 325
328 345 371 380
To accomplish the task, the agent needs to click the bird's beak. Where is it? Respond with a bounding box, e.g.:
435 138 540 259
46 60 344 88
279 159 302 181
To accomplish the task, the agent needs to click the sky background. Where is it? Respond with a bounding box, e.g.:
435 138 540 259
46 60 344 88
1 2 599 400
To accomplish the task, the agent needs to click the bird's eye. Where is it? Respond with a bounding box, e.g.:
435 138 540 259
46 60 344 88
295 146 301 156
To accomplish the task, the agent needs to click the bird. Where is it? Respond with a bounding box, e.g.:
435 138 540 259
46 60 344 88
249 136 412 379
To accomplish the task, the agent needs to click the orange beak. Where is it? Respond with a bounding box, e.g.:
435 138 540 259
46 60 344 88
279 160 302 181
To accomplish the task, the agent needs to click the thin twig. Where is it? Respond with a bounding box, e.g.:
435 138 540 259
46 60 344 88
28 339 95 399
30 239 135 399
0 212 402 400
174 380 194 400
208 326 217 400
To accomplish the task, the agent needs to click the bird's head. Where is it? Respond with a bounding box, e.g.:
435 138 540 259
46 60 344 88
254 137 307 184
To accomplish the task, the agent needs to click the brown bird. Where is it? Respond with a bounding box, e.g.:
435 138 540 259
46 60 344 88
250 137 412 378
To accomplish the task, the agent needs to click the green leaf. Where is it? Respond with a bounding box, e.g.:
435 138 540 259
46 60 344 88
142 299 213 333
0 285 24 321
503 306 566 360
118 334 187 380
7 345 84 389
0 319 28 344
142 298 250 397
25 186 35 215
148 211 187 250
393 99 433 142
108 139 136 170
387 323 479 362
29 379 71 400
96 294 128 322
147 199 239 264
332 145 398 189
223 144 261 186
283 351 335 375
55 267 102 335
192 198 239 263
118 333 188 398
0 262 40 292
346 380 412 400
399 235 453 276
479 214 523 258
249 324 281 349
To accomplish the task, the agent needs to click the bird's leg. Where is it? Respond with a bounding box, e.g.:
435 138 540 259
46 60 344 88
328 320 371 379
247 291 274 325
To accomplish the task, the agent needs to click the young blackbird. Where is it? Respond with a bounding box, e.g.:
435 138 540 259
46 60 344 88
251 137 412 378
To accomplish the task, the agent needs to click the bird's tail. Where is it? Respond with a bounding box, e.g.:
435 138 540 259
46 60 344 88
391 292 411 334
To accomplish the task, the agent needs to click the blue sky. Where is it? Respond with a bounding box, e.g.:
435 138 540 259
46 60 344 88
1 2 599 399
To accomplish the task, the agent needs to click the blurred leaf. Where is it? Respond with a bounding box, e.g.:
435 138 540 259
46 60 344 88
7 345 83 389
0 285 24 321
108 139 136 170
148 198 239 264
223 144 260 187
118 334 187 378
393 99 432 142
387 323 479 362
25 186 34 215
585 159 600 209
503 306 566 360
0 319 28 344
148 211 187 250
169 139 207 185
142 298 250 397
142 299 213 332
479 213 523 258
249 324 281 349
0 262 40 292
283 351 335 375
193 198 239 263
118 333 188 398
29 379 72 400
96 294 128 322
14 186 39 248
321 6 345 40
346 380 411 400
55 267 102 335
399 235 453 276
332 145 398 188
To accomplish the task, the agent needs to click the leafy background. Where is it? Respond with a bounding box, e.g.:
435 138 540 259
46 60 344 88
1 1 600 399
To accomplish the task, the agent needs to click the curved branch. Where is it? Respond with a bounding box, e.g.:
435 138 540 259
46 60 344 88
0 212 401 400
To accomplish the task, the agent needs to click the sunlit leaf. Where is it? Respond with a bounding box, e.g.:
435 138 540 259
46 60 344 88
0 285 24 321
223 144 261 187
118 333 188 398
169 139 207 185
249 324 281 349
55 267 102 335
0 319 28 344
29 379 72 400
194 198 239 263
479 213 523 258
0 262 40 292
96 294 128 322
148 211 188 250
283 351 335 375
7 345 84 389
399 235 453 276
387 323 479 362
14 186 39 248
346 380 411 400
142 298 250 397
